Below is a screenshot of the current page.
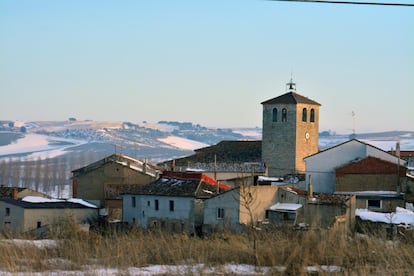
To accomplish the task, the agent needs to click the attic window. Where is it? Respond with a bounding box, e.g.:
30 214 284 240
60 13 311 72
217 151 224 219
282 108 287 122
272 108 278 122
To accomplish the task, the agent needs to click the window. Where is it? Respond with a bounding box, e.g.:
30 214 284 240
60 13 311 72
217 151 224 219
132 196 136 208
217 208 225 219
310 109 315 122
169 200 174 211
37 221 42 228
302 108 307 122
367 199 381 209
155 199 159 211
147 201 150 207
282 108 287 122
5 208 10 217
272 108 278 122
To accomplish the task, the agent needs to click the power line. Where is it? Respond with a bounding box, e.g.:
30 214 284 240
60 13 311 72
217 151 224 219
267 0 414 6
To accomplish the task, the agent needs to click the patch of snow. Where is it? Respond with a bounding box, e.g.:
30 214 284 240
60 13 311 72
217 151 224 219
0 239 58 249
0 133 87 161
67 198 98 208
356 208 414 225
22 196 97 208
158 136 208 150
269 203 302 211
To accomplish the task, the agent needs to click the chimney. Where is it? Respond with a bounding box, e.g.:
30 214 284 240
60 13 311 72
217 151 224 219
12 188 18 200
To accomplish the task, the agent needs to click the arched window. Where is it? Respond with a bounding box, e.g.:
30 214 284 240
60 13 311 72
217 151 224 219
310 109 315 122
302 108 307 122
272 108 278 122
282 108 287 122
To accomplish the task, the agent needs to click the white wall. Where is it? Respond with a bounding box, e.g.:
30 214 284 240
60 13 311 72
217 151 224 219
305 139 407 193
305 140 367 193
123 194 195 229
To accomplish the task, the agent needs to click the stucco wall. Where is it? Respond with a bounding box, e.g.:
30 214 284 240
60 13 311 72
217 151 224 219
74 162 156 206
123 194 196 233
0 203 97 233
0 201 24 233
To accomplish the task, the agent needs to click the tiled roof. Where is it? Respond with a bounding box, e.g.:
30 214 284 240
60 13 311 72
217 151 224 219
72 153 161 177
0 198 97 209
127 172 230 198
261 92 321 106
336 156 407 177
158 140 263 171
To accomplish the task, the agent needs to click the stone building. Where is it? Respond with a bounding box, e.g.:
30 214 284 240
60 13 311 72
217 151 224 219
261 80 320 177
72 153 161 221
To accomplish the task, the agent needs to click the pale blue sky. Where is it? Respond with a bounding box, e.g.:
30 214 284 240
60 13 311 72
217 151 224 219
1 0 413 133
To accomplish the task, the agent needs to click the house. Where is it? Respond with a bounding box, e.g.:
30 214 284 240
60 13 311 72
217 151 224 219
72 153 161 221
203 185 279 232
0 196 98 234
335 156 406 212
158 140 265 187
122 171 230 234
304 139 406 194
266 187 356 231
0 186 51 199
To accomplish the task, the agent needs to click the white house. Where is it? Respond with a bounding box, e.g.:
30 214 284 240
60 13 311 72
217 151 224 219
304 139 405 194
122 171 230 234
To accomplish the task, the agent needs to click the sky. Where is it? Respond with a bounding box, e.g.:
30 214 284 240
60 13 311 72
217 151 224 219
1 0 413 133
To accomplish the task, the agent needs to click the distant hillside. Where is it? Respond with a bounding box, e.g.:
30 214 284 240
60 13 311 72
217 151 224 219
0 119 413 198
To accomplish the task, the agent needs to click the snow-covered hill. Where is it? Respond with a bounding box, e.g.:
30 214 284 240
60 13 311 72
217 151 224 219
1 120 413 198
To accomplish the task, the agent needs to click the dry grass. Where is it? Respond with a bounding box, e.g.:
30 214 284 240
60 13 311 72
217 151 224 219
1 220 414 275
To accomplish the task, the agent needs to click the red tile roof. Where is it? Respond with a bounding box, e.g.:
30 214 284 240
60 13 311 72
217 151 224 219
336 156 407 177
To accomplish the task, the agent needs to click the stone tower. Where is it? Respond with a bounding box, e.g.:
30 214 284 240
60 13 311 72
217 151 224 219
261 80 321 176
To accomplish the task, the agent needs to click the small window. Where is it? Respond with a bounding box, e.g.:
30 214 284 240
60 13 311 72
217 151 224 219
310 109 315 122
282 108 287 122
37 221 42 228
155 199 159 211
147 201 150 207
5 208 10 217
132 196 136 208
302 108 307 122
272 108 278 122
217 208 225 219
169 200 174 212
367 199 381 209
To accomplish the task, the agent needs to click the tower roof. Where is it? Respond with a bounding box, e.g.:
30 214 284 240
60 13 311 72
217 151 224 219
261 91 321 106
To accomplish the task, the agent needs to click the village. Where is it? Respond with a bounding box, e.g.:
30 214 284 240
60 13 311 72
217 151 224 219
1 80 414 240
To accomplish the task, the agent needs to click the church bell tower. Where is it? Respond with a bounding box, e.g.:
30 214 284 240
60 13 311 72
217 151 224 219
261 79 321 176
